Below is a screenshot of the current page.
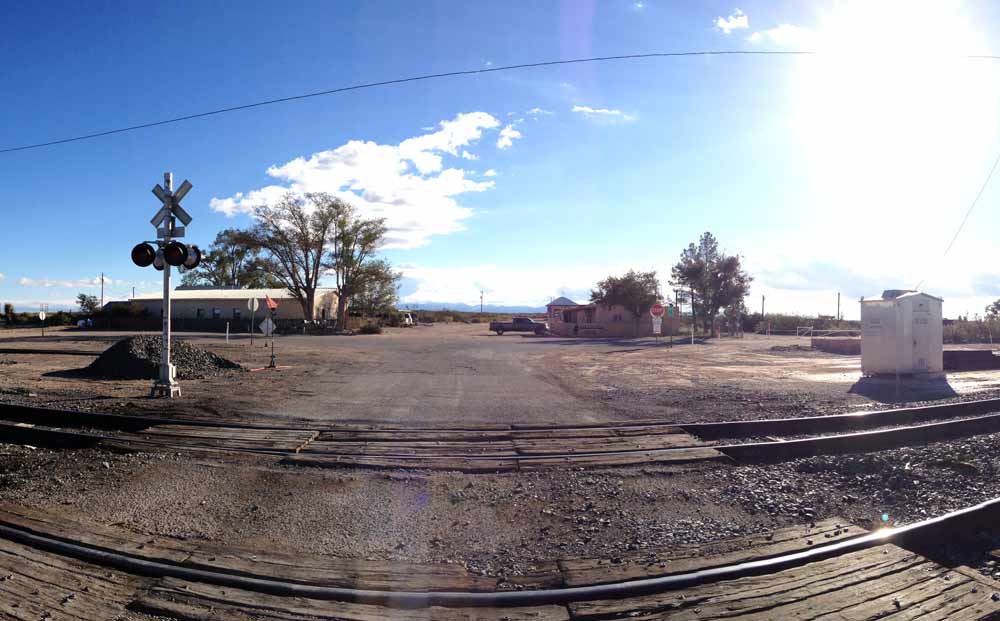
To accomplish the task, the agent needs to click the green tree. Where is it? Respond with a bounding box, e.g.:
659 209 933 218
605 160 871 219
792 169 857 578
76 293 99 314
671 232 753 333
3 303 14 324
986 299 1000 319
181 229 281 289
328 204 388 329
243 193 344 320
590 269 661 337
352 259 402 317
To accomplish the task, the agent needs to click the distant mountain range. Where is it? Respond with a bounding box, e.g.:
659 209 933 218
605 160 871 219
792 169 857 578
399 302 547 313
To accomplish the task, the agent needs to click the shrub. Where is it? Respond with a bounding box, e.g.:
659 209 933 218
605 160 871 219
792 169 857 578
358 323 382 335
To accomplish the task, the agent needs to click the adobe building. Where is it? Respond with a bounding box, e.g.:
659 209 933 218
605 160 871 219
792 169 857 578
546 296 680 337
131 287 339 321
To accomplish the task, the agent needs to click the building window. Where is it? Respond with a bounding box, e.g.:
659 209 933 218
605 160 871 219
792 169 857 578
212 308 221 319
196 308 205 319
233 309 241 319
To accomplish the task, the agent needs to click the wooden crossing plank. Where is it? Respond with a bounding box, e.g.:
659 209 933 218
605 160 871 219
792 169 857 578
559 518 865 586
512 433 704 455
185 544 503 592
283 454 522 472
302 440 520 457
0 537 147 621
0 502 195 563
134 577 572 621
518 447 725 470
567 544 1000 620
319 429 514 442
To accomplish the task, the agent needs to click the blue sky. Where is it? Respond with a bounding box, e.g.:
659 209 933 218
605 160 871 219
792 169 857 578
3 0 1000 319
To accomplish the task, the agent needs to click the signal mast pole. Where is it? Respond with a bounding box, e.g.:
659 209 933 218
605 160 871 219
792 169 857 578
152 172 180 398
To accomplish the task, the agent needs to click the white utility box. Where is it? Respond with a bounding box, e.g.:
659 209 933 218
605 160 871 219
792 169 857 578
860 290 943 376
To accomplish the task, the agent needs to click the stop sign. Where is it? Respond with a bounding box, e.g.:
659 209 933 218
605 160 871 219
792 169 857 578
650 303 665 317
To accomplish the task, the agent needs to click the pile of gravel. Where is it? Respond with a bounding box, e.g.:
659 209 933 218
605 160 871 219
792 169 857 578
81 335 242 380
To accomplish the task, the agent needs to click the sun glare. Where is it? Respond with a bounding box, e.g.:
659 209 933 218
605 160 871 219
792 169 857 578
791 1 998 281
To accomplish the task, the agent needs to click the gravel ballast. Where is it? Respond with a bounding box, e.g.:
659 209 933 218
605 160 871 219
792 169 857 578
80 335 243 380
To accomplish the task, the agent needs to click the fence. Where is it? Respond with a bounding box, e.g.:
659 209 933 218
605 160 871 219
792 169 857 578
796 326 862 338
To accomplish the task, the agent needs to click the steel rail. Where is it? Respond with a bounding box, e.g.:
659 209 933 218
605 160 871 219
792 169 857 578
1 396 998 436
1 496 998 608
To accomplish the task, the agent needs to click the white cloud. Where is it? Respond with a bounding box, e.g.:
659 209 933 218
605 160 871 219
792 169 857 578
747 24 814 47
210 112 504 249
715 8 748 34
461 150 478 160
483 169 497 177
19 276 113 288
526 107 553 117
571 105 636 122
0 273 4 281
496 125 522 150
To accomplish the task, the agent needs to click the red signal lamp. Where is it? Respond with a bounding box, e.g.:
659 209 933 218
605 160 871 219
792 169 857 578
131 243 156 267
163 241 188 267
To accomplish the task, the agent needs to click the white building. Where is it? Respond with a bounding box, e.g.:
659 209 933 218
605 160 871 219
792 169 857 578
860 290 943 376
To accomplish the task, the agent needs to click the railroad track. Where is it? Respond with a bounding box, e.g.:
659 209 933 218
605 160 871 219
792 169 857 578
3 398 1000 471
1 496 1000 618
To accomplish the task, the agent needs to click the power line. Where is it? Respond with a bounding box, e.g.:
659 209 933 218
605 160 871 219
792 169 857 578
914 148 1000 290
2 50 822 155
6 49 1000 155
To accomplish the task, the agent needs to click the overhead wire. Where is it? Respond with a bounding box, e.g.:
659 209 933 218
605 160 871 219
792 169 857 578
2 50 821 154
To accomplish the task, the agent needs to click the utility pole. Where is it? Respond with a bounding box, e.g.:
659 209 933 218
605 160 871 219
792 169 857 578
100 272 104 308
480 290 484 314
837 292 841 322
690 285 695 345
761 294 767 338
131 286 135 301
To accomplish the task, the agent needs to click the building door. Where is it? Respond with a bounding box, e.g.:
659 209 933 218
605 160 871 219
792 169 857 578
913 306 931 372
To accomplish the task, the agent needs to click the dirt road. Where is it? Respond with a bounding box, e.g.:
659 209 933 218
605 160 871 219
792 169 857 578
4 325 1000 425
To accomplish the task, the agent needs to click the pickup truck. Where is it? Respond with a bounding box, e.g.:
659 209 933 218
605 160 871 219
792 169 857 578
489 317 549 335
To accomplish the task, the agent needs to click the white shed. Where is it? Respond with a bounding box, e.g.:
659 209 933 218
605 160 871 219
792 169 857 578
860 290 943 376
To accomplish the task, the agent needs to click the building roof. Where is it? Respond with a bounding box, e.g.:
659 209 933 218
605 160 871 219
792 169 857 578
547 296 579 307
132 287 336 301
862 290 943 304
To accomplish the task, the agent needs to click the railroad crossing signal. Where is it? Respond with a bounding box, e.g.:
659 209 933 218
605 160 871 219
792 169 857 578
132 172 200 399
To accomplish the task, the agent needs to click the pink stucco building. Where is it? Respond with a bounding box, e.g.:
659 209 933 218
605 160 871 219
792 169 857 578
545 297 680 338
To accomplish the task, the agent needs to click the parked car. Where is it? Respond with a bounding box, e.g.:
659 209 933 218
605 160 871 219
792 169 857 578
401 312 414 327
489 317 548 335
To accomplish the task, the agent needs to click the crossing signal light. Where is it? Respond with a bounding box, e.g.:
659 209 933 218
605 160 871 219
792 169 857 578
131 243 156 267
163 241 188 267
183 244 202 269
153 251 164 271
